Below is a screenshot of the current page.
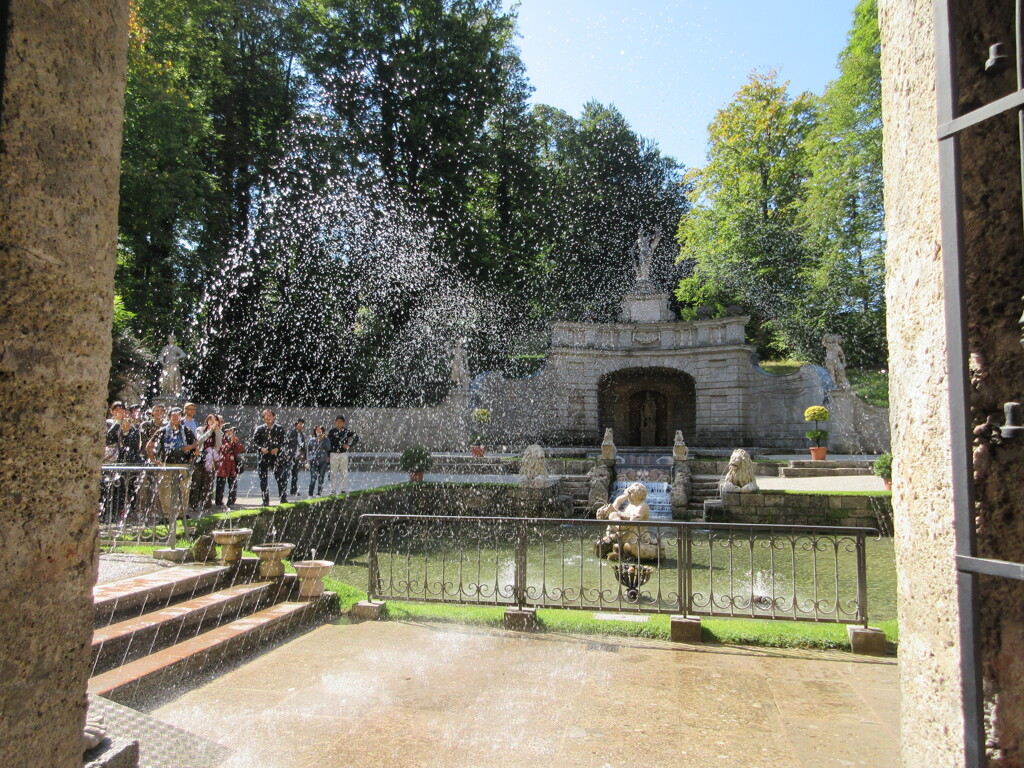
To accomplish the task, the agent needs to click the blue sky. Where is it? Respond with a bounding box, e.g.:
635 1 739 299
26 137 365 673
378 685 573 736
509 0 857 169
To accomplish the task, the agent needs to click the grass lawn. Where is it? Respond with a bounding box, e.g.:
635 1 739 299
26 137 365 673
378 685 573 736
383 601 898 651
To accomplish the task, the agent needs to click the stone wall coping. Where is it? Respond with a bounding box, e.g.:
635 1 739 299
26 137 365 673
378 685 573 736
550 316 751 332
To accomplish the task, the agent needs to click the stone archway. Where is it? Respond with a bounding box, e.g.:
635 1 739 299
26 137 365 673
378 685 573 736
598 368 696 446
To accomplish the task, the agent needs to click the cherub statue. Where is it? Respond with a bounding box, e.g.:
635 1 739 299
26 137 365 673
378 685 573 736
595 482 660 561
720 449 759 493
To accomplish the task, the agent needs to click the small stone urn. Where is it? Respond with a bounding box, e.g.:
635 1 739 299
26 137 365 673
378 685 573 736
251 543 296 579
292 559 334 598
212 528 253 564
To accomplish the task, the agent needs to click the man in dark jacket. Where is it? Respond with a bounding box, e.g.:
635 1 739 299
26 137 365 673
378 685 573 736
252 408 287 506
283 419 307 498
327 415 359 494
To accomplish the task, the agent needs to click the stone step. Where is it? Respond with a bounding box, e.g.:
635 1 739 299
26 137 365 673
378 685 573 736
788 460 874 469
91 577 297 676
89 597 333 707
779 467 874 478
93 564 231 625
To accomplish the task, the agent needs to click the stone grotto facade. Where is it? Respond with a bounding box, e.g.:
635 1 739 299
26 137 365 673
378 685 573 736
477 290 890 452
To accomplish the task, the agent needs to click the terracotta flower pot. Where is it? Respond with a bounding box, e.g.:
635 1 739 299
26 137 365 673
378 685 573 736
883 479 892 491
409 471 424 482
809 446 828 461
470 445 485 458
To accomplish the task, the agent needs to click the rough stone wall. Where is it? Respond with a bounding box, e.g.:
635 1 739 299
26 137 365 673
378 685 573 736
826 389 891 454
0 2 129 767
718 491 893 532
195 389 472 452
878 1 965 765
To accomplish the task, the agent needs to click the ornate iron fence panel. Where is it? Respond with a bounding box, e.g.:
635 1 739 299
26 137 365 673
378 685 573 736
360 515 874 625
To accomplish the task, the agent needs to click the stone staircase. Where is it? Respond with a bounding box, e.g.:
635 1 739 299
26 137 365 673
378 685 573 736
779 460 874 478
90 560 335 707
559 474 592 517
687 475 722 519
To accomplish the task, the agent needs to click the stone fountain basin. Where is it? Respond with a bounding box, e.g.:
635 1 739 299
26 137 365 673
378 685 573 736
251 543 296 558
212 528 253 545
292 560 334 579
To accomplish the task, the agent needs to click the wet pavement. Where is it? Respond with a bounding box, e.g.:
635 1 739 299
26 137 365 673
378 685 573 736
152 620 900 768
97 553 174 584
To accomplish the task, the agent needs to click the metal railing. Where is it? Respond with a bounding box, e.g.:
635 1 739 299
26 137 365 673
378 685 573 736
361 515 875 625
99 465 193 551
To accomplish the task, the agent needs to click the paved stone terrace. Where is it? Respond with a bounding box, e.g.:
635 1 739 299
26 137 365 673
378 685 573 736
152 620 900 768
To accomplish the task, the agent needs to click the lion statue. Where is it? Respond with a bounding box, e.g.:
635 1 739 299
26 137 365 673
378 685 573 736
519 444 551 488
719 448 759 493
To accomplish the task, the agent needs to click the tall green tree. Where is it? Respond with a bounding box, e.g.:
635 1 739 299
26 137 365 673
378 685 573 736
302 0 515 252
118 0 215 344
799 0 885 366
118 0 307 351
542 101 687 321
297 0 550 395
676 70 816 355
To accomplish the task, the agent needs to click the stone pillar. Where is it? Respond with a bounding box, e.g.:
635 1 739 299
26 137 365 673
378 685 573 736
0 2 128 767
878 1 965 765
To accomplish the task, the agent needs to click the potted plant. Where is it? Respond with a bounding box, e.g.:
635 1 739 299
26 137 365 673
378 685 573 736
873 452 893 490
804 405 830 460
470 408 491 457
399 445 434 482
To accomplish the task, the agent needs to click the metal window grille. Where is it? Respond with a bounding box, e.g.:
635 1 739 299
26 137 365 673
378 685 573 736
934 2 1024 765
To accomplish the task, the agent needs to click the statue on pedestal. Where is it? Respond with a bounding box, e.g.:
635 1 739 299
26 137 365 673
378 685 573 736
719 449 759 494
519 444 551 488
673 430 688 461
634 226 662 286
822 334 850 390
450 338 471 388
600 428 616 460
158 334 186 397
